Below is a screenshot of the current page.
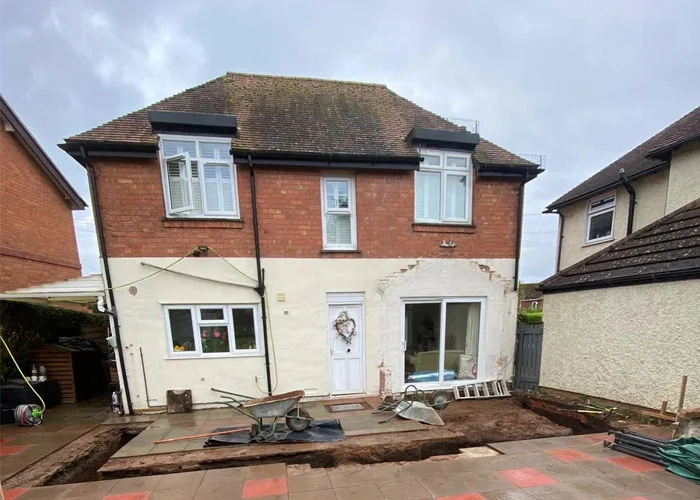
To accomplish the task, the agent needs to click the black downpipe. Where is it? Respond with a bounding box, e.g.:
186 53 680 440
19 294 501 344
80 147 133 414
555 212 564 272
513 177 527 291
618 170 636 236
248 155 273 395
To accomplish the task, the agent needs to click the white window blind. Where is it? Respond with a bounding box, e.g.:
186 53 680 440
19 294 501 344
322 177 356 250
414 150 472 223
160 137 238 218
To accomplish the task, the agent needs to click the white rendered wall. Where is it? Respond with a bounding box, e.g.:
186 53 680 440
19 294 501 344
108 257 515 410
666 142 700 213
541 280 700 411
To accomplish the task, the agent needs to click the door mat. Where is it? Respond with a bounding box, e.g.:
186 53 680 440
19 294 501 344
324 402 373 413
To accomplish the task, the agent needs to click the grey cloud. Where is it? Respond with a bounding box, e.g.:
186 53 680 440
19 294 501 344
1 0 699 281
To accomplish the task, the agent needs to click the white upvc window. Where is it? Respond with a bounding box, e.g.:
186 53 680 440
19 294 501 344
585 194 616 244
321 176 357 250
160 135 239 218
164 304 261 358
414 149 472 223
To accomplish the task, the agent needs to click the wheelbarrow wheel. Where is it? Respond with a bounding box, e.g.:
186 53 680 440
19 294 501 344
430 391 450 410
285 408 311 432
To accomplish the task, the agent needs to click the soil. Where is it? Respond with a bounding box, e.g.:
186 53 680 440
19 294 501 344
96 398 572 478
4 424 147 489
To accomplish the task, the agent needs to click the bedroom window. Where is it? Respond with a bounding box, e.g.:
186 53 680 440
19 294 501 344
164 305 260 358
321 176 357 250
415 150 472 223
160 136 239 218
585 194 615 243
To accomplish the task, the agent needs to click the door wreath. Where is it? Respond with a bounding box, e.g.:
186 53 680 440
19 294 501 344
334 310 357 345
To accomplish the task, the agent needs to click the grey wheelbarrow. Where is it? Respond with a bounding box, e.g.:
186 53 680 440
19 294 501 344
211 388 312 441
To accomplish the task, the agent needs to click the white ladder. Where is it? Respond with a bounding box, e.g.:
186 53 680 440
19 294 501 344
453 379 511 400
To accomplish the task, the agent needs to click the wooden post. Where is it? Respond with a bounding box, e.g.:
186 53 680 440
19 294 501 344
677 375 688 421
660 400 668 415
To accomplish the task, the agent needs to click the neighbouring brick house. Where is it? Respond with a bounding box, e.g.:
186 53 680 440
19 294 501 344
0 94 86 292
60 73 542 412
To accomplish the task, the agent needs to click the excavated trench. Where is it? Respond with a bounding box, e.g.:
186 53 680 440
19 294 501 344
8 398 610 487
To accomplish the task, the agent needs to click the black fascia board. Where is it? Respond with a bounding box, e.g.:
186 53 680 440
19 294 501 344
148 110 237 136
407 127 480 152
233 150 420 171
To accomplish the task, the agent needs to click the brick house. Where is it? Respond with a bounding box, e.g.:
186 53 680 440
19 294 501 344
0 94 85 292
60 73 541 412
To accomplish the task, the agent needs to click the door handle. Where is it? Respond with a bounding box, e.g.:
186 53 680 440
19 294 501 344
347 348 351 353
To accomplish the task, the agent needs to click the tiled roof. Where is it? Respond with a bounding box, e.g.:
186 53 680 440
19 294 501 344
540 197 700 292
547 105 700 210
65 72 536 167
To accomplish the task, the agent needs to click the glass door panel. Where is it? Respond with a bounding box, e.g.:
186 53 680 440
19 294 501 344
404 303 441 383
444 302 481 380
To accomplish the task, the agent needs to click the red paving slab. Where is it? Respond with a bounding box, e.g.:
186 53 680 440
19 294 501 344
579 433 609 444
608 456 665 473
437 494 487 500
242 477 288 498
0 444 29 456
547 448 596 462
103 493 152 500
499 467 558 488
3 488 28 500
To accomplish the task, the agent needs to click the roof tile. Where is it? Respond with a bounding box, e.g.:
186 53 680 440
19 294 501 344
66 72 534 167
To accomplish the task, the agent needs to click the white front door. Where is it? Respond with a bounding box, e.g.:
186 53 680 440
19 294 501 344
328 304 364 395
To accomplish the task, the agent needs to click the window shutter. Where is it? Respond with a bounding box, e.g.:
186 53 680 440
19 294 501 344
165 154 194 213
203 164 221 212
326 214 352 245
190 163 203 215
415 171 440 221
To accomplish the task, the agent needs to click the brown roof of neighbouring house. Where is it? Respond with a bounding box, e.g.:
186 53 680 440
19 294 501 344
546 105 700 211
64 72 537 168
0 94 86 210
540 197 700 293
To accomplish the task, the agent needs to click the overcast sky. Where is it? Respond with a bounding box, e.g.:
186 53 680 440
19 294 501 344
2 1 699 282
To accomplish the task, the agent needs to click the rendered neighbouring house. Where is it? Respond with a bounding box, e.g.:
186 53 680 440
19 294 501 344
60 73 541 412
540 105 700 411
0 94 86 292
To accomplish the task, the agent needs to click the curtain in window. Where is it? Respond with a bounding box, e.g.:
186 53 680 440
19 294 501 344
415 172 440 221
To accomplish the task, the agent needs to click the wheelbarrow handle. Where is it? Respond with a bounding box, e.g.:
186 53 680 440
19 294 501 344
211 387 255 399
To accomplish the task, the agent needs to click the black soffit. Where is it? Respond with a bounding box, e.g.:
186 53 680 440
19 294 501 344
148 110 238 136
407 127 480 152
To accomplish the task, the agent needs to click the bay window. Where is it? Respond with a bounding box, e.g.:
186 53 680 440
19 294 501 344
160 136 239 218
164 305 260 358
415 150 472 223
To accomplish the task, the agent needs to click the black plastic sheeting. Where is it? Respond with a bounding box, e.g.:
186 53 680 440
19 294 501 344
204 419 345 447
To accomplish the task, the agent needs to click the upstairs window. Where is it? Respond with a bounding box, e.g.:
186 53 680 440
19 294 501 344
160 136 239 218
585 194 615 243
415 150 472 223
321 176 357 250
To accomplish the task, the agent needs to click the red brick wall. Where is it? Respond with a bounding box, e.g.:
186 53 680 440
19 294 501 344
0 130 82 291
93 158 520 259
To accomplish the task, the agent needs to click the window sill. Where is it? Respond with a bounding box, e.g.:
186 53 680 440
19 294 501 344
165 352 263 360
583 236 614 247
412 222 476 234
161 217 244 229
319 249 362 257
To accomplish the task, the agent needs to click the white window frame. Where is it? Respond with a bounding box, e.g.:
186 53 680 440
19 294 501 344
163 304 262 359
400 297 486 390
159 134 240 219
321 175 357 250
584 193 616 244
414 149 472 224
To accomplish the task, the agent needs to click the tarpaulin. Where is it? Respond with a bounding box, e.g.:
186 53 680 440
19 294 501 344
204 419 345 447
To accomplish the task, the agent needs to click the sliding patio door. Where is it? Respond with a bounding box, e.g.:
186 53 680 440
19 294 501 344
404 298 483 385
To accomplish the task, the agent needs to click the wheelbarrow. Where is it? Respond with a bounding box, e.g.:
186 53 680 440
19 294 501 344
211 388 312 441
